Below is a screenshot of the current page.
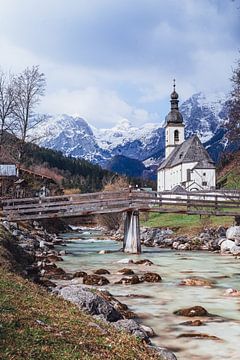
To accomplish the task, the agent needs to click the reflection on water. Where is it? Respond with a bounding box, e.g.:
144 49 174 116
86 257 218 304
57 231 240 360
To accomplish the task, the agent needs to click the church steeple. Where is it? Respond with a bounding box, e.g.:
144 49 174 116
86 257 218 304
165 79 183 124
165 80 185 158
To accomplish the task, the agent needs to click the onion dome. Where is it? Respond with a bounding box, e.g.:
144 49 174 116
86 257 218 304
165 79 183 124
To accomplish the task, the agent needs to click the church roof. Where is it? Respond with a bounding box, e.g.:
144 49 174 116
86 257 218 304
158 135 215 170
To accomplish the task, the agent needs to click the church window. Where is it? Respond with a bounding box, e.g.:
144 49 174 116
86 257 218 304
174 130 179 142
187 169 191 182
203 172 206 176
202 181 207 186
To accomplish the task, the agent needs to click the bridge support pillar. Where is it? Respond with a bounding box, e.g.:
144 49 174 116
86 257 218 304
123 210 141 254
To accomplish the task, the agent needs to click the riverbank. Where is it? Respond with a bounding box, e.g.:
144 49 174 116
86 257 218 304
0 222 174 360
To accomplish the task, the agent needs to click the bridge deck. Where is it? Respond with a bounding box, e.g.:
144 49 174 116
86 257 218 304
1 189 240 221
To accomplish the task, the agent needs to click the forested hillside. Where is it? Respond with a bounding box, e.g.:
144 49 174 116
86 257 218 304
22 142 115 193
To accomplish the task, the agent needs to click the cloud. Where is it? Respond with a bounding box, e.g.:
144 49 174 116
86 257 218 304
0 0 239 127
40 87 158 127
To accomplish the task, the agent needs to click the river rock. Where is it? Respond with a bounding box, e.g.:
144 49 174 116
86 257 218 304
230 245 240 256
172 241 180 249
134 259 153 266
226 226 240 244
38 277 57 288
117 268 135 275
117 258 134 264
140 324 155 337
43 266 68 279
220 239 235 253
180 319 204 326
152 346 177 360
113 319 150 343
224 288 240 296
73 271 87 278
93 269 111 275
115 275 141 285
177 243 190 251
56 285 122 322
179 278 214 287
141 272 162 283
46 254 63 262
96 290 136 319
177 333 221 340
83 275 109 286
174 306 209 317
98 249 112 254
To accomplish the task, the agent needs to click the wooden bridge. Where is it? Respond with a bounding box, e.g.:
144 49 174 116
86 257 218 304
1 189 240 221
1 189 240 254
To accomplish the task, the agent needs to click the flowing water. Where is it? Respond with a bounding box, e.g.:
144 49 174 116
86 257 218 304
56 230 240 360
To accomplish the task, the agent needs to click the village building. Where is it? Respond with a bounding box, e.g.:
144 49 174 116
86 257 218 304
157 83 216 192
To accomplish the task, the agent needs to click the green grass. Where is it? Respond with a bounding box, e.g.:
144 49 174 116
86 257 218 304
141 212 234 234
217 169 240 189
0 268 161 360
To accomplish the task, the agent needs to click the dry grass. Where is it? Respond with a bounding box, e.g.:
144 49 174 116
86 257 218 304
0 269 162 360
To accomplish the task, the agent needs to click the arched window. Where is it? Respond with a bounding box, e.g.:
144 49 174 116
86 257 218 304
174 129 179 142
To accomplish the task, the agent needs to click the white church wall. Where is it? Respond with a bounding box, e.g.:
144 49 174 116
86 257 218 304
165 125 184 158
191 168 216 190
157 162 216 192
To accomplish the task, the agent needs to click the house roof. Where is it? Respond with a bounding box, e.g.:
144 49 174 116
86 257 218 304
158 135 215 170
0 146 17 165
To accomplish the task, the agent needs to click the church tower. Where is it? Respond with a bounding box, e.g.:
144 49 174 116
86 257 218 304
165 80 185 158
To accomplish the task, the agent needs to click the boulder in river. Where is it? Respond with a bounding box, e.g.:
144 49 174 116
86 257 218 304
94 269 111 275
180 319 204 326
117 258 134 264
226 226 240 244
230 245 240 256
56 285 122 322
83 274 110 286
117 268 135 275
115 275 142 285
179 278 214 287
134 259 154 266
152 346 177 360
141 272 162 283
73 271 87 278
113 319 150 343
174 306 209 317
220 239 235 253
177 333 222 341
224 288 240 297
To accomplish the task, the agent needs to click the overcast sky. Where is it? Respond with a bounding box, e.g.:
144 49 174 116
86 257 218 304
0 0 239 127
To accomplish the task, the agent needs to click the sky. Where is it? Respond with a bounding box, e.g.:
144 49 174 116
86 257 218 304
0 0 239 128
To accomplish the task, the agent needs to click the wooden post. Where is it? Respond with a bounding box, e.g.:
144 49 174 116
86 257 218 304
123 210 141 254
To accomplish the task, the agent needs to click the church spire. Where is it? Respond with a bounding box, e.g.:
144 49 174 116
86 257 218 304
170 78 179 110
165 80 183 124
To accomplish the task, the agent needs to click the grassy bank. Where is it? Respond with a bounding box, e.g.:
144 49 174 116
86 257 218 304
141 212 234 234
0 226 160 360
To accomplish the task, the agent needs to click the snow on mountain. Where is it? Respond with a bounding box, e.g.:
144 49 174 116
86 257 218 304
31 92 229 174
181 92 227 143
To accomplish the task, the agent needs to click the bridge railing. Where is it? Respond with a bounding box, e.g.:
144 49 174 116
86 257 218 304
1 189 240 221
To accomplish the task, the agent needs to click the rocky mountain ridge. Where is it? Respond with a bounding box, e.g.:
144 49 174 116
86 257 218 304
31 92 229 177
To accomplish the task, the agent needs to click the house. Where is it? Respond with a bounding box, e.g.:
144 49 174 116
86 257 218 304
157 83 216 192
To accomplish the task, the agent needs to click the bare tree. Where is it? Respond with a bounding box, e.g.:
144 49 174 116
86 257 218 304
0 69 15 146
227 57 240 145
13 65 46 160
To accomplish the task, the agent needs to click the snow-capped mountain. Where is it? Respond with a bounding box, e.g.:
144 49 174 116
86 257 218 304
183 92 227 142
31 92 229 176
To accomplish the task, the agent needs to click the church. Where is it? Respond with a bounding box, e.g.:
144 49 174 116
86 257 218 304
157 83 216 192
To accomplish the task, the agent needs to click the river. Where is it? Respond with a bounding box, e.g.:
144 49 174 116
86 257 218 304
56 230 240 360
